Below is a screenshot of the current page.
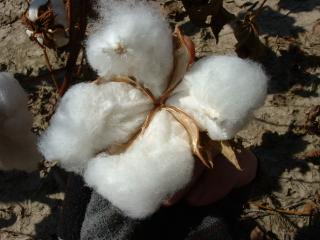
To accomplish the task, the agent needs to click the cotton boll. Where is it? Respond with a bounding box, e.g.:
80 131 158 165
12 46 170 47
86 1 173 97
84 110 194 219
38 82 153 174
168 56 268 140
0 72 41 172
28 0 67 27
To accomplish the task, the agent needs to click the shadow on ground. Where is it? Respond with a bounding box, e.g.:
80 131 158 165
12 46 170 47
0 167 65 239
262 44 320 96
258 6 305 37
278 0 320 13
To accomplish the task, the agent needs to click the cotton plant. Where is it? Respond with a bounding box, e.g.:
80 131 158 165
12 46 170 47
24 0 69 48
39 0 268 219
0 72 41 172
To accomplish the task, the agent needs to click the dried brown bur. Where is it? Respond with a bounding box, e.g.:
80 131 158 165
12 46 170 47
161 26 195 101
164 106 214 168
199 133 243 171
216 140 243 171
59 0 88 96
231 0 269 61
163 106 243 170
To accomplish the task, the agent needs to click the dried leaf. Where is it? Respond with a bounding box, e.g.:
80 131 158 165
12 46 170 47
164 105 213 168
216 140 242 171
232 17 266 60
210 7 235 43
171 27 195 82
182 0 234 43
231 0 269 60
182 0 222 27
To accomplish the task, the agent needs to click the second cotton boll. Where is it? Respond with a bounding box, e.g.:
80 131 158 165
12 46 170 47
86 1 174 97
0 72 41 172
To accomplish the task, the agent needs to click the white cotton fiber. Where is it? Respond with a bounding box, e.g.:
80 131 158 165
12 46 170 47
28 0 67 27
86 1 173 97
38 81 153 174
0 72 41 172
168 55 268 140
28 0 48 22
84 110 194 219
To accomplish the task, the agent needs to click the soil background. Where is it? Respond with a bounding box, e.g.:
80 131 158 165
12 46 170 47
0 0 319 239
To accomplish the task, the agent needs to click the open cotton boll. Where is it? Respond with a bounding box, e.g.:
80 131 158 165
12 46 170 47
28 0 67 27
0 72 41 172
168 56 268 140
38 82 153 174
86 1 173 97
84 110 194 219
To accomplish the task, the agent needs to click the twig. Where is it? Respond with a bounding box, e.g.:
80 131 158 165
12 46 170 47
304 149 320 159
253 203 316 216
279 177 320 184
253 117 304 127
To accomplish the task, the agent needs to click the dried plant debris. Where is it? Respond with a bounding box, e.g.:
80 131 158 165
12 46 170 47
304 105 320 135
231 0 269 60
181 0 235 43
182 0 270 60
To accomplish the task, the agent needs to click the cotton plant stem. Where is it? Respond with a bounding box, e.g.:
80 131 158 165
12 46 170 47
160 27 195 104
59 0 88 96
